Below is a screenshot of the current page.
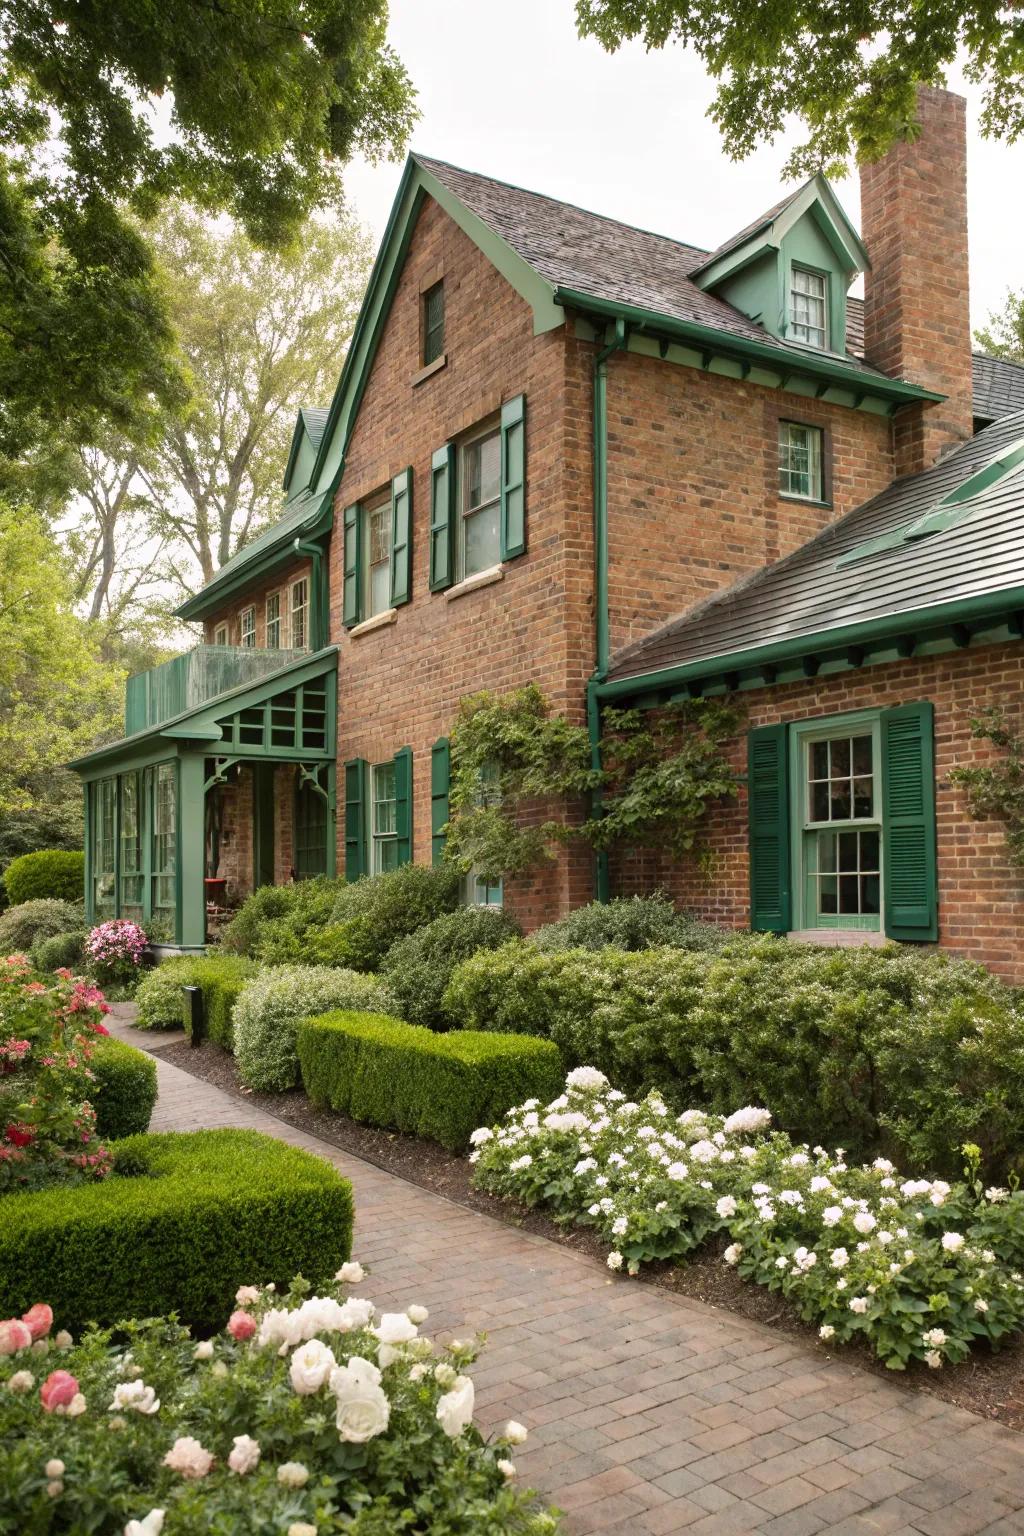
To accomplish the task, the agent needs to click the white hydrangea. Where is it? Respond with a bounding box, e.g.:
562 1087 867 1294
565 1067 609 1092
722 1106 772 1137
723 1244 743 1266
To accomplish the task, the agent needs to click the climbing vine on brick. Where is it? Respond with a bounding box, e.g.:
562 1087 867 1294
950 707 1024 867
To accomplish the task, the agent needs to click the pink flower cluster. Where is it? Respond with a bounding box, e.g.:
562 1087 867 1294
86 920 147 969
0 1038 31 1074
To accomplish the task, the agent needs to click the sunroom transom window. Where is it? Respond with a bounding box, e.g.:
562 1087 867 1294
371 761 399 874
799 723 881 931
790 266 828 350
363 496 392 617
459 424 501 579
779 421 824 501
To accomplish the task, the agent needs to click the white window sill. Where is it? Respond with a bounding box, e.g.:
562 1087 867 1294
788 928 886 949
444 565 504 602
349 608 398 637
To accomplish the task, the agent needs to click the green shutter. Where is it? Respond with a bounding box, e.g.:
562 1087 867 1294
430 737 450 865
390 467 412 607
500 393 526 560
748 724 791 932
429 444 455 590
881 702 937 941
342 503 362 627
394 745 413 866
343 758 368 879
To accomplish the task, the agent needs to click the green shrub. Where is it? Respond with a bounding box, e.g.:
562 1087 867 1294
2 849 84 906
30 929 87 973
445 938 1024 1178
234 965 399 1092
90 1037 157 1138
297 1010 565 1151
302 862 463 972
381 906 523 1030
0 899 83 954
221 877 345 957
0 1128 354 1333
134 954 256 1042
531 894 737 954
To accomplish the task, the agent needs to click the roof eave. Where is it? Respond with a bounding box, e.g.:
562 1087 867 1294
173 492 333 622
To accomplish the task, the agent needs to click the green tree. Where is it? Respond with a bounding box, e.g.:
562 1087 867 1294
575 0 1024 174
975 292 1024 364
0 0 415 475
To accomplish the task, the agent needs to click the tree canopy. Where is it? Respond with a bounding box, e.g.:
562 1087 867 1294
0 0 415 474
976 292 1024 364
575 0 1024 175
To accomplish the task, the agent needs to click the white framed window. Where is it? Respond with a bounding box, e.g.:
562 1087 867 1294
363 496 392 618
266 592 281 649
370 761 399 873
458 423 501 579
790 266 828 350
240 606 256 648
213 623 229 646
779 421 824 501
463 870 503 907
793 716 881 933
289 577 309 650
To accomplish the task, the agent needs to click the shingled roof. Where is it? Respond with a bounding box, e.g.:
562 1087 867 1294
606 409 1024 687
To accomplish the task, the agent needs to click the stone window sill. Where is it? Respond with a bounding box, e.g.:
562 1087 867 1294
444 565 504 602
349 608 398 637
788 928 886 949
411 354 447 387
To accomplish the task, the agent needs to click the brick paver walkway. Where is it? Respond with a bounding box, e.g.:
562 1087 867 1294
116 1020 1024 1535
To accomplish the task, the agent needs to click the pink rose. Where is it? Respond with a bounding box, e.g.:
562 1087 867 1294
40 1370 79 1412
21 1304 53 1341
0 1319 33 1355
227 1310 257 1342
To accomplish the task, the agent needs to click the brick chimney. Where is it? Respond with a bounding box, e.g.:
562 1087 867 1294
859 86 973 477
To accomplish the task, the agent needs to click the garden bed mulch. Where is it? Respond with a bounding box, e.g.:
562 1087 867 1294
159 1038 1024 1434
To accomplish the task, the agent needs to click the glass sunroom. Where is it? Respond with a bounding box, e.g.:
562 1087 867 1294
71 647 338 952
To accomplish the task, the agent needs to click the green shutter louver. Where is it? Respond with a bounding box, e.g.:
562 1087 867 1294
342 503 362 627
394 745 413 866
748 724 791 933
390 468 412 607
881 702 937 941
500 394 526 561
430 737 450 865
429 444 455 591
343 758 368 879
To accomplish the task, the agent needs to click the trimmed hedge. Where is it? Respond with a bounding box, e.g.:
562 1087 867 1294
3 849 84 906
0 1129 354 1333
30 928 87 973
234 966 398 1093
296 1009 565 1151
90 1037 157 1139
443 938 1024 1179
0 899 83 954
381 905 523 1030
135 954 256 1045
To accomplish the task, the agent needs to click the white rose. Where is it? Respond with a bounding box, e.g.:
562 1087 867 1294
54 1332 73 1351
924 1349 943 1369
505 1420 528 1444
848 1297 869 1314
332 1357 390 1443
722 1106 771 1136
290 1339 337 1396
941 1232 965 1253
193 1341 214 1361
109 1380 160 1415
606 1251 623 1271
406 1305 429 1325
124 1511 165 1536
277 1462 310 1489
830 1248 849 1269
434 1361 457 1387
288 1525 318 1536
723 1243 743 1265
8 1370 33 1392
716 1196 737 1218
235 1286 261 1306
853 1212 876 1234
666 1162 688 1181
373 1311 418 1367
436 1373 475 1438
566 1066 609 1091
818 1325 835 1341
66 1393 87 1417
335 1261 366 1285
227 1435 261 1475
338 1297 375 1332
410 1362 430 1381
497 1458 516 1478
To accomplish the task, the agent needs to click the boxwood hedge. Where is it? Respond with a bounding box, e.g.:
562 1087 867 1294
3 849 84 906
135 955 256 1046
296 1010 564 1152
90 1037 157 1139
0 1129 354 1333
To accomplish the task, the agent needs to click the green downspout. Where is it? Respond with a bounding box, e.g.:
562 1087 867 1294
293 539 327 650
589 317 628 903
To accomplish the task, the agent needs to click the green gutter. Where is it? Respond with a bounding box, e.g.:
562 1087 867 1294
594 585 1024 704
553 288 944 407
294 538 327 650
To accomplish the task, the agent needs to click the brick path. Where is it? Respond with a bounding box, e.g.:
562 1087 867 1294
114 1018 1024 1535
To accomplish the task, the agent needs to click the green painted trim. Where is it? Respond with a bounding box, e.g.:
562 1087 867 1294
692 174 868 288
293 539 328 649
788 709 882 933
748 723 791 933
174 495 333 622
177 754 206 949
594 319 628 680
554 288 943 408
586 679 609 903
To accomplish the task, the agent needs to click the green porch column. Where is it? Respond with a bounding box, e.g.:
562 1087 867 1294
177 753 207 950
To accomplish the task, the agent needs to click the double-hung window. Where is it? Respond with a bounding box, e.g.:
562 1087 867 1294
422 281 445 365
119 771 144 920
790 266 828 349
240 606 256 648
213 623 228 646
799 722 881 931
779 421 824 501
363 495 392 618
371 761 399 873
459 424 502 578
266 593 281 649
290 578 309 650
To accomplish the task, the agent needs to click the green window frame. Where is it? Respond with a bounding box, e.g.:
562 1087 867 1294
790 712 882 932
290 578 309 650
779 421 824 502
119 771 144 920
370 761 399 874
93 777 117 918
294 779 328 880
463 871 503 908
266 592 281 649
422 280 445 366
343 471 412 627
790 264 828 350
457 422 502 580
150 761 177 927
431 737 450 865
363 494 392 618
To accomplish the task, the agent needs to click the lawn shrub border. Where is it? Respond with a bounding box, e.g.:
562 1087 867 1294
297 1010 564 1151
0 1129 354 1333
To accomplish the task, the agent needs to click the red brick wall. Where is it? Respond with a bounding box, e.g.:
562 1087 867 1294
860 87 973 475
202 558 313 647
611 642 1024 982
211 768 253 905
603 353 895 655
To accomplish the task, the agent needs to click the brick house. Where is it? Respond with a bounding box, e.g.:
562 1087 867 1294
72 88 1024 978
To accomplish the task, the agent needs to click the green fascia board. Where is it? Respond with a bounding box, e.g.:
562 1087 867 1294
596 585 1024 703
174 492 333 622
69 647 340 774
693 175 869 289
308 155 564 499
283 410 313 493
555 287 943 408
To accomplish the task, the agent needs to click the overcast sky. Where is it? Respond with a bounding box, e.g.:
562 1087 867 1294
344 0 1021 333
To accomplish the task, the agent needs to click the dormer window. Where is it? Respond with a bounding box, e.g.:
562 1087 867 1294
790 266 828 350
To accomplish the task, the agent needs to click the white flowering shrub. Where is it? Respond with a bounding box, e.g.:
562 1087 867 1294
0 1268 557 1535
233 966 398 1092
471 1070 1024 1371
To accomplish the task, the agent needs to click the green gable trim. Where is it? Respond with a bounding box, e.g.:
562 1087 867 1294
693 175 869 289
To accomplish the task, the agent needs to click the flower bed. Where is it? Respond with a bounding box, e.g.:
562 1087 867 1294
0 1266 556 1536
0 1129 354 1334
471 1069 1024 1371
86 920 148 989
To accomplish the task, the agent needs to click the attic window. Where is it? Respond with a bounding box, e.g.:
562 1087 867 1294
422 281 445 366
790 266 828 350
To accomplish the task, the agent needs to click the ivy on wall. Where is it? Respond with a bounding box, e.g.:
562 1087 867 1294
445 684 743 882
949 707 1024 868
